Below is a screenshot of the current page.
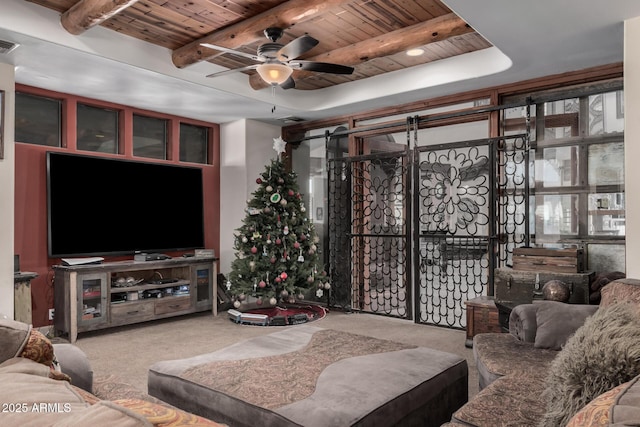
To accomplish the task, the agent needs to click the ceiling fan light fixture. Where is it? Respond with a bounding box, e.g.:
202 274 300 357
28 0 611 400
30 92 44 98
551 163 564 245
256 63 293 85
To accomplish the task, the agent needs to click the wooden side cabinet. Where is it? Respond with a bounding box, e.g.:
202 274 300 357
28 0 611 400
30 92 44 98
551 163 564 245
54 257 217 343
465 296 502 348
14 272 38 324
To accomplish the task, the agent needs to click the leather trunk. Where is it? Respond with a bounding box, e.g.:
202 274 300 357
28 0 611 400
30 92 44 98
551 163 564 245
494 267 594 304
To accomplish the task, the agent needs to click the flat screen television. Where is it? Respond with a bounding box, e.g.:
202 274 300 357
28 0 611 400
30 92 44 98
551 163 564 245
47 152 205 257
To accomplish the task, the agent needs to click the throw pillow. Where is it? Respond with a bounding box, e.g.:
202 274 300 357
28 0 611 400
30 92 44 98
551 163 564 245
20 329 55 367
534 301 598 350
599 278 640 307
113 398 228 426
0 318 31 363
609 374 640 424
539 303 640 427
565 381 630 427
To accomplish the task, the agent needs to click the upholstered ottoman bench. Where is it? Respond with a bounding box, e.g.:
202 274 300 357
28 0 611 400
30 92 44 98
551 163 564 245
148 325 467 427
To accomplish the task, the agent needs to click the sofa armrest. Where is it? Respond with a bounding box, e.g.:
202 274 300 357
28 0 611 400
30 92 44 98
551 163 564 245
509 301 599 349
53 343 93 393
508 304 539 343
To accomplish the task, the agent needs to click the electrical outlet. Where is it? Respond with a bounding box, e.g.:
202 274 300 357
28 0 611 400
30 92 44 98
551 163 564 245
48 309 55 321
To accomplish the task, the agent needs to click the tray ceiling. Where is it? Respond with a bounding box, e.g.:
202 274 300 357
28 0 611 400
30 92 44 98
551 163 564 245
24 0 491 90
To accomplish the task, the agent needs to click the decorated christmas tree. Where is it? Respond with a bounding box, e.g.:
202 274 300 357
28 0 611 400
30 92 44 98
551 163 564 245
227 137 329 308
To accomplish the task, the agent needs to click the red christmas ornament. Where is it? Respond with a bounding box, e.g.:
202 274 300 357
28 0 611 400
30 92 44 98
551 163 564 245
296 193 301 199
256 298 263 306
280 272 288 280
270 257 277 264
258 280 266 288
299 234 307 241
275 277 282 283
256 177 263 184
293 242 300 249
288 189 294 197
275 238 282 245
250 246 258 254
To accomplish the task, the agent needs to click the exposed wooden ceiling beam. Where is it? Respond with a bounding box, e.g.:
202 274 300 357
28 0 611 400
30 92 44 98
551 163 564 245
61 0 140 35
249 13 474 90
172 0 351 69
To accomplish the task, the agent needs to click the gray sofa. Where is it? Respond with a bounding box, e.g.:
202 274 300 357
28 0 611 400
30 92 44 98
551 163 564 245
0 318 227 426
444 278 640 427
52 342 94 392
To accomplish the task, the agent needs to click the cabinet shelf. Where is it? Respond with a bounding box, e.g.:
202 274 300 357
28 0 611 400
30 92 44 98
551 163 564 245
82 294 101 299
110 280 190 294
110 293 189 304
54 257 217 343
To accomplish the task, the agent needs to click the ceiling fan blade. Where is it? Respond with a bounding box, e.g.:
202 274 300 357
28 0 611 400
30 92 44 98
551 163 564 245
280 76 296 90
200 43 262 62
291 61 355 75
206 64 258 78
277 35 319 61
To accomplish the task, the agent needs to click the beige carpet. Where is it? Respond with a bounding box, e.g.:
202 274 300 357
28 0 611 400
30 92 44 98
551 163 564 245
69 310 478 399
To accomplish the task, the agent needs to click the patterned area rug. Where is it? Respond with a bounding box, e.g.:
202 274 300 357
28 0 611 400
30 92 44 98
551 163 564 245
181 329 415 409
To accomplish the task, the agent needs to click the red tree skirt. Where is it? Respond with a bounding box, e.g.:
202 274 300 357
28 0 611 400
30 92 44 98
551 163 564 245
228 303 327 326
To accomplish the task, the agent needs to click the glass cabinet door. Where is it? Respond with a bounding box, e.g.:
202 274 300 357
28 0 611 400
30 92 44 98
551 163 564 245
77 272 108 326
193 264 213 310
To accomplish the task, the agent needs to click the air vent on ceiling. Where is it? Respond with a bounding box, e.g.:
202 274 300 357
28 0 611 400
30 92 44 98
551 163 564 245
278 116 305 124
0 39 19 54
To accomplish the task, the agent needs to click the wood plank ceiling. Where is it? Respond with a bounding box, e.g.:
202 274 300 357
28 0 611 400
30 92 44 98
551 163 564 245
24 0 492 91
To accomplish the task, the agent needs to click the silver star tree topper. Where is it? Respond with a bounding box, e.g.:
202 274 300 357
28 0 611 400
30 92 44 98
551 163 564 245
273 137 287 157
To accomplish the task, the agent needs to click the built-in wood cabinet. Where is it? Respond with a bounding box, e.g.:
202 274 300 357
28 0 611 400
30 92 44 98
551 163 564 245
54 257 217 343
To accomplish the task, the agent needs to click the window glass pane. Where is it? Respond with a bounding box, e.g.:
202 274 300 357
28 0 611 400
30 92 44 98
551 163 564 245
544 98 579 139
415 120 488 146
133 114 167 159
356 99 490 127
77 104 118 153
535 194 578 235
292 125 347 275
588 192 625 236
588 243 625 272
588 142 624 186
588 91 624 135
15 92 61 146
501 106 536 139
536 146 579 187
179 123 208 164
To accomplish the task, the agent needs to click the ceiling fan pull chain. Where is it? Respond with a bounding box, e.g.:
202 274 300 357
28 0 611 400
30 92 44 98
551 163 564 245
271 85 277 114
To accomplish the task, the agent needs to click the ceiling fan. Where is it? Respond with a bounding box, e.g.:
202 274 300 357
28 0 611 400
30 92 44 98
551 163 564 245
201 27 354 89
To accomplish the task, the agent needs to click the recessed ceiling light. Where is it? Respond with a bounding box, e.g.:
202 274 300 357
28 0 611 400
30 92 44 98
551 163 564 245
406 48 425 57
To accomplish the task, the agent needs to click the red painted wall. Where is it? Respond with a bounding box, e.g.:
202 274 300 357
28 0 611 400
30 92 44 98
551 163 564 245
14 85 221 327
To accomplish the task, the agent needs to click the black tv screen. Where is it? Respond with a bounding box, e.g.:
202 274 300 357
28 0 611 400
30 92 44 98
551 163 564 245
47 152 205 257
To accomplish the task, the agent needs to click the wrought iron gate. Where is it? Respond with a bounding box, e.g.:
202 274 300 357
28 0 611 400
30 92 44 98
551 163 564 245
327 149 411 318
414 140 493 327
326 122 529 328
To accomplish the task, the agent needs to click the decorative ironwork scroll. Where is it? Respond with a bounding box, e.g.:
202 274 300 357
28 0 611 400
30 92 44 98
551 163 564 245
414 140 493 328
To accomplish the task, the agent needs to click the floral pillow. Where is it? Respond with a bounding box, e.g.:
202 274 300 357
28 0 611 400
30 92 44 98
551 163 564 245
113 398 229 427
20 329 71 382
20 329 55 366
565 381 629 427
